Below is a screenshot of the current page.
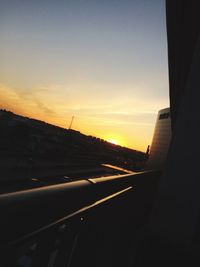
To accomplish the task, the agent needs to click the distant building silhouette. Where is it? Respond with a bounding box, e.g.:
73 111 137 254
145 107 171 170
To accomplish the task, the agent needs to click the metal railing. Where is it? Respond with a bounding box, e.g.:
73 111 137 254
0 170 161 267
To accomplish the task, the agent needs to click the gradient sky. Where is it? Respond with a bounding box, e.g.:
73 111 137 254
0 0 169 151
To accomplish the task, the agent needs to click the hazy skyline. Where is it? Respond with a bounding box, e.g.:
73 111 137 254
0 0 169 151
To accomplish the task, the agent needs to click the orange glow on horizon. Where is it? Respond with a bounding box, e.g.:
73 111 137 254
0 84 155 153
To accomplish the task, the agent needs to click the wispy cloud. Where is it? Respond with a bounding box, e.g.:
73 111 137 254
34 99 56 116
0 84 57 120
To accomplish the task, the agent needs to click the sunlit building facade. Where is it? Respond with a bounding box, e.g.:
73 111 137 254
146 107 171 170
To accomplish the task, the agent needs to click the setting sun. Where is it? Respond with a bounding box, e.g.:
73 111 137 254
103 134 127 148
107 139 119 145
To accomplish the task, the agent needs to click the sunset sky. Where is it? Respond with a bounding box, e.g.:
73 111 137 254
0 0 169 152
